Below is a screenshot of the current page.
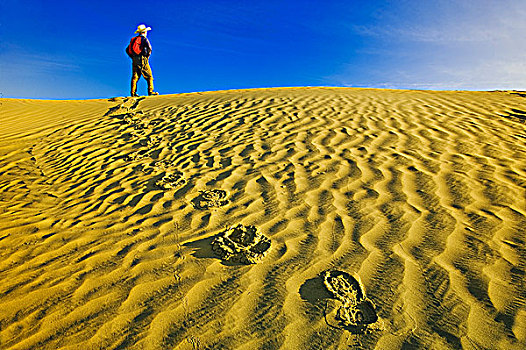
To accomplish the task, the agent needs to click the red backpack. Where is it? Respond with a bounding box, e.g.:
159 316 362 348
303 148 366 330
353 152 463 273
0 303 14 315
127 36 142 57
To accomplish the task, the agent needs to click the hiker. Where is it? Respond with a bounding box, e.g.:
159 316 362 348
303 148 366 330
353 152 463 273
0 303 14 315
126 24 158 97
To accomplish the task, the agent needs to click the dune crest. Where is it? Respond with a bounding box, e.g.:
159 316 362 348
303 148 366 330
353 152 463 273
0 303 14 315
1 88 525 349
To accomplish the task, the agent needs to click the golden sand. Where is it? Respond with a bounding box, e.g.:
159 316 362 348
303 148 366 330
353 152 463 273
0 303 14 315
1 87 525 349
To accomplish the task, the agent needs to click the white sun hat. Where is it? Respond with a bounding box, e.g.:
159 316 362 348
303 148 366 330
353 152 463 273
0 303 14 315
135 24 152 33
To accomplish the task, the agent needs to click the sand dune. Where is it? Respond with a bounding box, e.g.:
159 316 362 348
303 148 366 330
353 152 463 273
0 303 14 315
1 87 525 349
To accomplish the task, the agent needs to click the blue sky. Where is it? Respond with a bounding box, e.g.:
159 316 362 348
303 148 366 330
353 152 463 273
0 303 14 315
2 0 526 99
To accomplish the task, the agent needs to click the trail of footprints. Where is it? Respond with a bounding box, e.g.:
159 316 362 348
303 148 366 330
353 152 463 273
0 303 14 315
106 97 379 335
110 98 239 211
110 98 204 196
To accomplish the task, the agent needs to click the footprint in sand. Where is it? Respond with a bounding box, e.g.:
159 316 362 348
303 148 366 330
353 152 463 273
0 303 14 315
211 224 271 264
146 135 162 148
192 190 229 209
123 149 149 161
105 97 145 117
148 118 165 127
323 270 378 331
155 171 186 190
138 159 173 174
122 114 151 131
151 159 172 170
136 135 161 148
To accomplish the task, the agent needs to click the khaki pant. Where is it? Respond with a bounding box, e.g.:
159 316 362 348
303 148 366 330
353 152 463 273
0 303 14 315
131 56 154 95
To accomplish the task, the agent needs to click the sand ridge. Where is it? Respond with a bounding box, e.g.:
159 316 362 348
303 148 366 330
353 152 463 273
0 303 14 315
0 87 525 349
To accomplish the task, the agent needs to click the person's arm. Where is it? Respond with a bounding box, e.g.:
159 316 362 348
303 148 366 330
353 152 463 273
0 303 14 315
143 37 153 57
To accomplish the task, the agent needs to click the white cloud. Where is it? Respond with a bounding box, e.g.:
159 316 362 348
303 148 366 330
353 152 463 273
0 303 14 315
351 0 526 44
332 1 526 90
336 58 526 91
351 23 511 44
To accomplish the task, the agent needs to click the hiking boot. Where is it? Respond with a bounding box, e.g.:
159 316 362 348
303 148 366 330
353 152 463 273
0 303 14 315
149 91 159 96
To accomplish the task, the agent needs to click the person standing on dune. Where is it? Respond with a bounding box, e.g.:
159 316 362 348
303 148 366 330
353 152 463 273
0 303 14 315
126 24 159 97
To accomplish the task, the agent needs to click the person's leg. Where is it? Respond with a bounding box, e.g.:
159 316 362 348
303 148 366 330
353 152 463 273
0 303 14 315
141 57 157 95
131 59 141 96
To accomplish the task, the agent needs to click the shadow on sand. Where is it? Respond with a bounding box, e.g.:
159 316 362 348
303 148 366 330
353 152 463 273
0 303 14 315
183 236 247 267
299 275 332 303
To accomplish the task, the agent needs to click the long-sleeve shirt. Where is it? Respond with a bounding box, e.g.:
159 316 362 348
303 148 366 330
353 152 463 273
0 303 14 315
139 34 152 57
